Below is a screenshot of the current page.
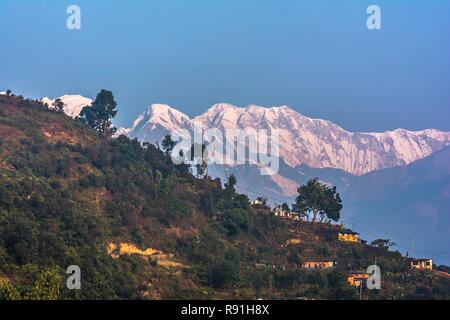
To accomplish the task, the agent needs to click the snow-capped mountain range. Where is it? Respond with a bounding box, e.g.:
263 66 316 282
120 102 449 176
41 94 450 176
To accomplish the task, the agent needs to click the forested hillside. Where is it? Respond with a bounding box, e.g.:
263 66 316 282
0 93 449 300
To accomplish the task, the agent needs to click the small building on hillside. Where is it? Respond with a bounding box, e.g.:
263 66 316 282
338 230 359 242
273 206 288 218
273 207 301 221
287 212 301 221
255 263 268 270
347 270 370 287
302 261 335 270
411 258 432 271
250 199 262 206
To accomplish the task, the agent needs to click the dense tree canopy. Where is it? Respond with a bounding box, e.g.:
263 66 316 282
78 89 118 138
292 178 343 223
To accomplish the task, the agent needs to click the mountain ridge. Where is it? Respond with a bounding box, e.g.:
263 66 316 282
33 94 450 176
120 100 449 175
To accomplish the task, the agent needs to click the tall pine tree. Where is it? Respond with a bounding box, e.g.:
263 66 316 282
78 89 118 138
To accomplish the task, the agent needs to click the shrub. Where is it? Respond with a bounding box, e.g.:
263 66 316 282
223 208 252 236
315 242 330 257
211 249 240 288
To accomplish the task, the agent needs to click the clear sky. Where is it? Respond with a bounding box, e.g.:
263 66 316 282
1 0 449 132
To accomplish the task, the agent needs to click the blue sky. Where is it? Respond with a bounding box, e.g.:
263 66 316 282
0 0 449 132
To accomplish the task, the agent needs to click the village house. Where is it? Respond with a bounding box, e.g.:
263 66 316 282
273 207 301 221
302 261 335 270
250 199 262 206
289 212 301 221
273 206 287 218
254 263 268 270
347 270 370 287
338 230 359 242
411 258 433 271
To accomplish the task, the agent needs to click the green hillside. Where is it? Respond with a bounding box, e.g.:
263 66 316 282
0 93 449 300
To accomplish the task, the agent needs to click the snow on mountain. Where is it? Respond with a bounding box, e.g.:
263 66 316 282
40 95 93 118
119 103 450 175
116 127 132 136
125 104 192 144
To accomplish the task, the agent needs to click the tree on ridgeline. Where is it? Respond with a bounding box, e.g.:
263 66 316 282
224 173 237 195
256 196 268 206
52 98 64 113
78 89 118 138
370 239 397 250
292 177 342 223
162 134 176 157
188 142 208 178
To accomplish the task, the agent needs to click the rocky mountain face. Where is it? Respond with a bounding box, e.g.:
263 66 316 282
121 102 450 176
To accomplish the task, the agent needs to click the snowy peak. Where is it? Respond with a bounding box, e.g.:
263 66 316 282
193 103 304 130
192 103 240 127
40 94 92 118
124 104 191 144
145 104 191 129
